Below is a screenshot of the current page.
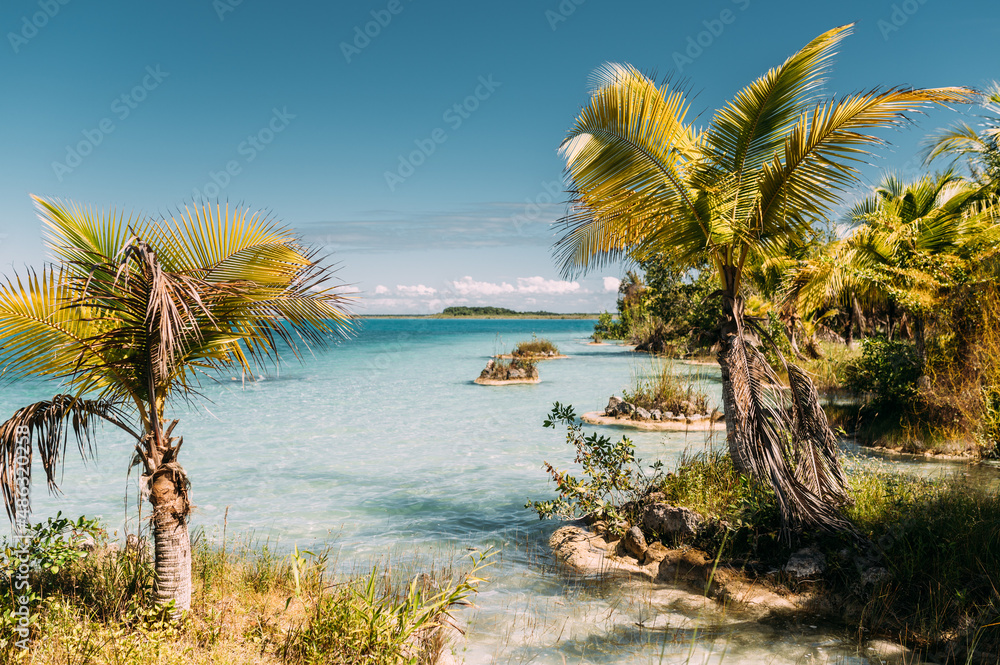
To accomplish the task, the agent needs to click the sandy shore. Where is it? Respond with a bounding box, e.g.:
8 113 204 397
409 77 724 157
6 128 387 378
581 411 724 431
474 377 541 386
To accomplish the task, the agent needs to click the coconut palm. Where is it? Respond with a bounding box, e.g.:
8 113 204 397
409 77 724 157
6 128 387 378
925 82 1000 186
0 197 352 614
792 172 1000 358
554 24 972 533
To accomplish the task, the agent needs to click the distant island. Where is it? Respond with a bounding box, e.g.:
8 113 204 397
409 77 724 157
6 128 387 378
363 306 598 319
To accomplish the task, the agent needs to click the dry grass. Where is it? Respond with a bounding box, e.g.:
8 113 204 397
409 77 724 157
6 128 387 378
622 360 710 415
2 526 489 665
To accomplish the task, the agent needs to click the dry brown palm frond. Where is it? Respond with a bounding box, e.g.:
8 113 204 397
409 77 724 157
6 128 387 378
0 396 138 520
787 363 851 505
724 302 855 535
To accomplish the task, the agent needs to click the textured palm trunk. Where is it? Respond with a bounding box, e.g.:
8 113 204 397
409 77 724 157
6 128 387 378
844 296 854 346
149 463 192 615
717 290 751 474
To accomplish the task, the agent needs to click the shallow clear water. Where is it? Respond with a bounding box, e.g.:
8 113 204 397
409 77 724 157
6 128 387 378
0 319 957 664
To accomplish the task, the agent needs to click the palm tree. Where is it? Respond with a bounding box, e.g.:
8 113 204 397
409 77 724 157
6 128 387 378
553 24 972 533
0 197 352 614
792 172 1000 359
925 82 1000 186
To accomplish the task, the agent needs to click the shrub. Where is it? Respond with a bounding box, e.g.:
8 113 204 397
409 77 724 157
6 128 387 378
845 337 922 407
527 403 662 530
593 311 626 340
512 335 559 357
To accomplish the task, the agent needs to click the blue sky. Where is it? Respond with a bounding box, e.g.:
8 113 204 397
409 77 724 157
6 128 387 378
0 0 997 313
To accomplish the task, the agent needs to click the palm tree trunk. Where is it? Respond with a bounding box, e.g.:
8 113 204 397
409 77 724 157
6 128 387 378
844 296 854 346
717 293 752 474
149 462 192 615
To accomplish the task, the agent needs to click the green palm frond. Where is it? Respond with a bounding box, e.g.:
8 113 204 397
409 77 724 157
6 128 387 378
554 64 704 275
703 24 851 226
753 86 974 242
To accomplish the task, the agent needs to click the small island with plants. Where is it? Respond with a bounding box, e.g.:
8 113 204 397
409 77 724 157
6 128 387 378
474 357 540 385
495 335 568 360
582 363 722 430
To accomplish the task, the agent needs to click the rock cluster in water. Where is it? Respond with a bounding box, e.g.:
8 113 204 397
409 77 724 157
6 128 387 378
581 493 888 587
602 395 718 423
479 358 539 381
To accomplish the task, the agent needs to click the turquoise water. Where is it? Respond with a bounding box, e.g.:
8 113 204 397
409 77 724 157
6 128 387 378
2 319 890 663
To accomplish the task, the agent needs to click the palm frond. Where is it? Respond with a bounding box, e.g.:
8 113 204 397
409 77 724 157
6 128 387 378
554 65 703 275
722 303 854 533
0 396 137 521
754 86 974 241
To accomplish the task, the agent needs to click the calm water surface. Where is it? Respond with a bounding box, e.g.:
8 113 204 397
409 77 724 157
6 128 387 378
2 319 969 664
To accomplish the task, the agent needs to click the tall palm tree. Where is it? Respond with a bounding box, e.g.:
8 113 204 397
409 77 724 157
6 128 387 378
553 24 972 533
0 197 352 614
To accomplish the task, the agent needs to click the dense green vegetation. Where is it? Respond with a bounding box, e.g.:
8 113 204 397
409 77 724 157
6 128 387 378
530 405 1000 657
438 306 594 318
586 84 1000 456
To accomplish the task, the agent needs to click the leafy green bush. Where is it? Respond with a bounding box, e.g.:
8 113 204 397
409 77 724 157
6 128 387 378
527 403 661 530
845 337 922 407
593 311 626 340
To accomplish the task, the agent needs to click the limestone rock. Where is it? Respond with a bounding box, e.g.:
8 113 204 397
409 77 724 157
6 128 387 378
642 541 670 564
783 547 826 579
642 503 703 537
650 409 662 421
623 526 647 558
635 407 651 420
508 368 524 379
605 396 623 416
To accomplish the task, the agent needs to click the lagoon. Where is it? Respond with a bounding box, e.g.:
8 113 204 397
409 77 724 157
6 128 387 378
1 318 923 664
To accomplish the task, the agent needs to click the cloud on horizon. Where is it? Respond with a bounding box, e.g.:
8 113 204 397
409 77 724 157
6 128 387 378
357 275 614 313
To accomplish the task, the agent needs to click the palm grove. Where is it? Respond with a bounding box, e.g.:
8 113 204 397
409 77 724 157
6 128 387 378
555 25 998 533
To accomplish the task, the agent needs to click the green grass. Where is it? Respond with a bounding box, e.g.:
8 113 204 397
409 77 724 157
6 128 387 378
1 523 490 665
621 360 710 415
647 450 1000 654
511 336 559 357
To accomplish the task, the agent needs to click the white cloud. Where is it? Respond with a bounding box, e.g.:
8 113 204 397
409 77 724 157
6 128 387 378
396 284 438 296
449 275 581 296
603 276 621 292
516 276 581 295
374 285 390 295
451 276 516 296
